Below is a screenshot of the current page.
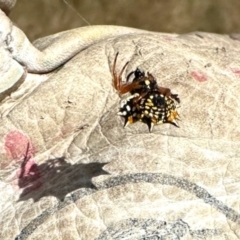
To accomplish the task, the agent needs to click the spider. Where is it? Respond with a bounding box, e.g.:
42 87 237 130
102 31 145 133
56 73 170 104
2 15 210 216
112 52 180 132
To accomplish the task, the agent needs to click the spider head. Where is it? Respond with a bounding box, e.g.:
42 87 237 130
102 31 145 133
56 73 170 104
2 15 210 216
134 68 145 79
126 68 145 83
126 69 157 95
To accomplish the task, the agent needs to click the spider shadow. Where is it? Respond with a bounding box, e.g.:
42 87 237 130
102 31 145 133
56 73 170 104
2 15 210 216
17 156 109 202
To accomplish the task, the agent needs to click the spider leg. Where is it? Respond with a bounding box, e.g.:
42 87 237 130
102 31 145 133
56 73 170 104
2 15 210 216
126 70 135 82
112 52 130 94
112 52 121 91
120 81 143 95
127 68 145 82
157 86 180 103
147 72 156 82
132 91 148 104
113 53 145 95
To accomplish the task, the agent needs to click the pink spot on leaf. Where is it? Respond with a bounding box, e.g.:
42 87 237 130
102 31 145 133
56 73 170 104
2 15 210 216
191 71 208 82
4 130 42 195
4 131 35 160
231 68 240 77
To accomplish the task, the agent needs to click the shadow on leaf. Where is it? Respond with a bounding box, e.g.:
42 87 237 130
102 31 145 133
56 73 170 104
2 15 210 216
18 156 109 202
